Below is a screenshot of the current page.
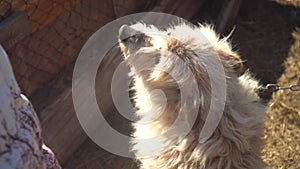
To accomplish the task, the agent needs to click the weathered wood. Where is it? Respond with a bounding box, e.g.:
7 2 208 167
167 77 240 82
11 0 80 32
112 0 140 17
0 45 61 169
216 0 243 34
152 0 206 19
7 0 116 96
0 11 31 49
32 47 123 164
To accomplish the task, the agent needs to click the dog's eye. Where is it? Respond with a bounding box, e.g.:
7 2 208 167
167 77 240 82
154 56 160 64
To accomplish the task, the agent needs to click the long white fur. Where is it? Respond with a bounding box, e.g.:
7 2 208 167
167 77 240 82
119 23 266 169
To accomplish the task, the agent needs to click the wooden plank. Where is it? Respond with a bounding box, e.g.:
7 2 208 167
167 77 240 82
152 0 206 20
30 46 122 164
216 0 243 34
9 0 80 32
0 11 31 49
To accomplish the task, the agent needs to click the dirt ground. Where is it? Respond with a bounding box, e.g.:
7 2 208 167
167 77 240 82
63 1 300 168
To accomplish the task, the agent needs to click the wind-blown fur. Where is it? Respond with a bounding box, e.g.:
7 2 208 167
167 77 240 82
118 23 266 169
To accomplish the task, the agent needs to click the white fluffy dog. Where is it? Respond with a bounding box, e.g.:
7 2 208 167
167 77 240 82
118 23 265 169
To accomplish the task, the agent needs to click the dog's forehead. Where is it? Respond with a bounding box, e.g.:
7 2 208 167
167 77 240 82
129 23 162 34
119 25 141 40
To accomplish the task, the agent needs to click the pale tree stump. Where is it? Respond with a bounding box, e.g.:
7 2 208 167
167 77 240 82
0 45 61 169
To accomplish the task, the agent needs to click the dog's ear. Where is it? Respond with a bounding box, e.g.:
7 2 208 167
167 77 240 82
118 25 152 57
218 49 244 75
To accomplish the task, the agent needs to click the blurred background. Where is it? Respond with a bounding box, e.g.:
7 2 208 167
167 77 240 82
0 0 299 168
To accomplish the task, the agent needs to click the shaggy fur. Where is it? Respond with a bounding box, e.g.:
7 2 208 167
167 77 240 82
118 23 266 169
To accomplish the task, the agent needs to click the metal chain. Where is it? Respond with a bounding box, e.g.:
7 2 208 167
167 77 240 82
265 83 300 92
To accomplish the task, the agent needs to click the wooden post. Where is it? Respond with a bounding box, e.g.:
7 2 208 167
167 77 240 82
216 0 243 34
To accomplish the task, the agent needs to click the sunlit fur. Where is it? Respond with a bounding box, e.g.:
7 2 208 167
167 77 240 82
119 23 266 169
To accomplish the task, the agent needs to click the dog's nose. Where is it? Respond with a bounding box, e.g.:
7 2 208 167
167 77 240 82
118 25 140 41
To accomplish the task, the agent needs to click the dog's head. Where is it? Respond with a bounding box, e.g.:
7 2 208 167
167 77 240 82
118 23 243 127
118 23 243 75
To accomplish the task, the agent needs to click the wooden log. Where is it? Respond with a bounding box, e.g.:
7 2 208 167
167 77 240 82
0 45 61 169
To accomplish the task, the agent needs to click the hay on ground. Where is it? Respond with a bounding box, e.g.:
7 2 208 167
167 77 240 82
262 29 300 169
274 0 300 7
